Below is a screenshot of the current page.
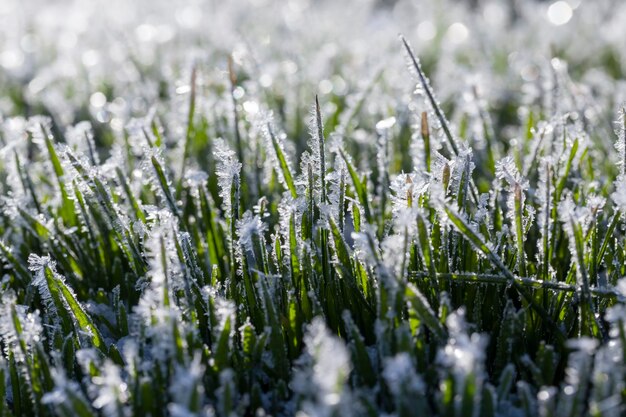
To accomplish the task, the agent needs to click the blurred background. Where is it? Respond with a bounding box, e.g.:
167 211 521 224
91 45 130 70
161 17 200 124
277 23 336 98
1 0 624 148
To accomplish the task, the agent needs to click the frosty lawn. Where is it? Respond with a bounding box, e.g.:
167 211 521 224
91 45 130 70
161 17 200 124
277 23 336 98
2 0 626 416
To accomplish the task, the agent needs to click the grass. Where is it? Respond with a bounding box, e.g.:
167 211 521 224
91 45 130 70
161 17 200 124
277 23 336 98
2 1 626 416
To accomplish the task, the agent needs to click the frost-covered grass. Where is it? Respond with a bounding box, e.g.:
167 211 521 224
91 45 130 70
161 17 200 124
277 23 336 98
3 0 626 416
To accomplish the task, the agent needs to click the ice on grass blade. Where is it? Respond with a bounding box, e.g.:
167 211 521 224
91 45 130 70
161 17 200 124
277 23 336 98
0 117 32 204
184 169 209 197
383 353 428 416
536 157 553 278
433 195 496 262
375 115 393 227
351 225 380 266
381 232 409 281
179 63 199 186
593 284 626 416
496 156 532 275
0 293 49 417
90 360 129 417
135 212 189 364
66 121 100 166
352 224 397 292
336 146 373 224
291 317 354 417
437 309 488 417
29 116 78 223
307 96 327 204
324 160 347 230
382 353 424 397
144 146 180 218
276 195 303 265
588 342 624 417
522 121 553 178
400 35 461 157
28 254 107 352
558 192 605 337
125 116 157 153
612 107 626 213
614 105 626 176
409 111 433 174
64 145 146 276
261 114 297 198
25 116 53 146
554 339 598 417
0 292 44 362
430 152 453 190
558 192 602 276
611 175 626 214
390 172 428 213
439 310 488 377
42 366 96 417
168 353 205 417
236 211 268 259
450 147 475 191
495 156 526 189
437 195 564 339
474 192 491 230
212 297 236 370
384 204 427 282
214 138 242 221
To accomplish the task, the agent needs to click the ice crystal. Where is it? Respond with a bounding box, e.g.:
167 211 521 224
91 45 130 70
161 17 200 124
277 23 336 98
91 360 129 416
292 317 353 417
214 138 241 219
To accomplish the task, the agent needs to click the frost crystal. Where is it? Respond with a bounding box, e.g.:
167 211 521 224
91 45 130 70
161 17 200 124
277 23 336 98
261 114 295 190
382 353 424 397
28 254 62 319
437 310 487 417
292 317 353 416
214 138 241 219
614 106 626 176
0 292 43 362
91 360 129 415
236 211 267 255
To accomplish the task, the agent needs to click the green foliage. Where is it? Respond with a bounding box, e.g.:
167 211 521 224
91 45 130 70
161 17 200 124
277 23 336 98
1 19 626 417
